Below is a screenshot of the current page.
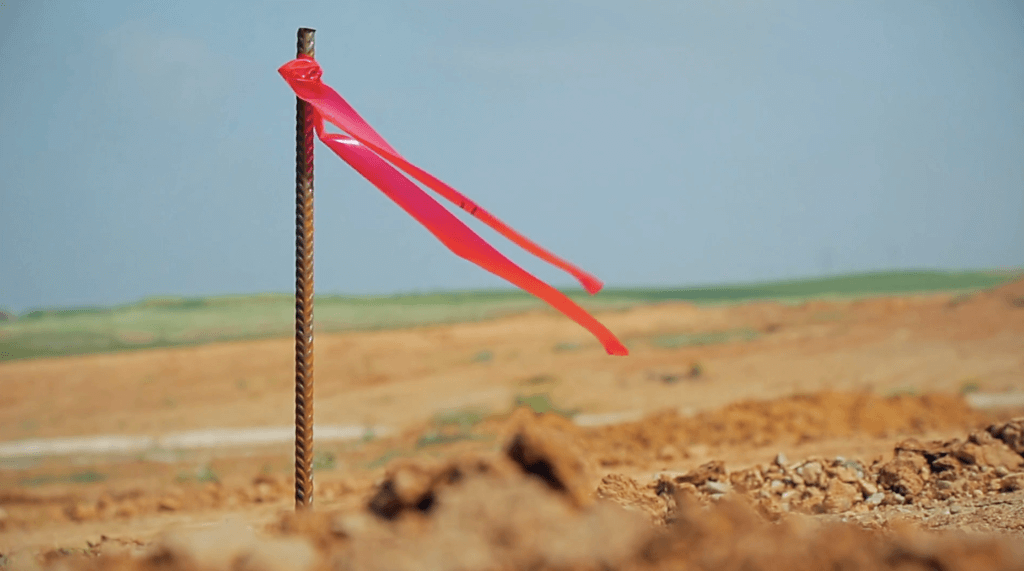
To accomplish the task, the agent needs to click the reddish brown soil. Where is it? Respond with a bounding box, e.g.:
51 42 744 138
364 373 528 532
1 278 1023 570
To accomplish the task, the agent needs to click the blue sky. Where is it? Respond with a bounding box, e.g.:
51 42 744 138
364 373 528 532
1 1 1022 313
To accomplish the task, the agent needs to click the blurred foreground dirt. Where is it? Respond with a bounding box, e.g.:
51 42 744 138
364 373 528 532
1 278 1023 569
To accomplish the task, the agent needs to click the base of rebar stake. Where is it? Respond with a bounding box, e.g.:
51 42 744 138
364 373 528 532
294 26 316 511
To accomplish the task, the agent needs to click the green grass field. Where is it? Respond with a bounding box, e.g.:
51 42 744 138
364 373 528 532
0 269 1018 362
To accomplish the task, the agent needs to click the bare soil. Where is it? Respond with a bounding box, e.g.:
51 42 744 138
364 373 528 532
1 279 1023 570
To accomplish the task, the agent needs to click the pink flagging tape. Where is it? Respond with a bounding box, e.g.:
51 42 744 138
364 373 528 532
279 56 627 356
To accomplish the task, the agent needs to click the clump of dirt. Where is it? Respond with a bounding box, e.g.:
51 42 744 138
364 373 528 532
583 391 990 467
365 407 595 522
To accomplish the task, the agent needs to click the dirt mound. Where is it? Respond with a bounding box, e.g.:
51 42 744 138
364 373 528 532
951 277 1024 310
599 418 1024 524
34 415 1024 571
583 392 989 467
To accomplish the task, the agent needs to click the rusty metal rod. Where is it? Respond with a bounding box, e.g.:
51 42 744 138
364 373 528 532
294 27 316 511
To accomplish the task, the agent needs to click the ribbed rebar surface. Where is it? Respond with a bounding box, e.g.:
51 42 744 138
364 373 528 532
294 27 316 511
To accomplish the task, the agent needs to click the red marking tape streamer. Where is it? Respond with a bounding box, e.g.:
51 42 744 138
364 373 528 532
279 56 628 356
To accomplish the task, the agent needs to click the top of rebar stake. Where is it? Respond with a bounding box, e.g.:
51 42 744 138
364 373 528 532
297 28 315 57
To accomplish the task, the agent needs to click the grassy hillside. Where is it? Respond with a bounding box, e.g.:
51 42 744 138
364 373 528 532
0 269 1017 362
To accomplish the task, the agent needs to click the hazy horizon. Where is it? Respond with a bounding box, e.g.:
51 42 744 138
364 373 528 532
2 1 1023 314
3 267 1020 315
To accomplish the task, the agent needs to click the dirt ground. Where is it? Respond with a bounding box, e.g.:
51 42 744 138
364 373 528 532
1 279 1023 570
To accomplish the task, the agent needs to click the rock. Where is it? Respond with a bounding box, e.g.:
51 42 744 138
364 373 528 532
949 503 963 514
936 480 953 490
797 461 823 487
999 473 1024 492
703 481 731 495
877 450 927 496
832 465 859 484
989 419 1024 455
932 455 960 474
775 453 788 467
865 493 885 506
731 468 764 492
822 480 859 513
673 461 726 487
857 479 877 497
596 474 666 523
971 430 996 446
995 466 1010 477
954 441 1022 469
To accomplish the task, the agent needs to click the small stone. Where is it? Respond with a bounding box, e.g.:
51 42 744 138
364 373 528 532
833 466 859 484
769 480 785 492
950 504 963 514
788 475 804 487
936 480 953 490
865 493 885 506
857 479 877 496
798 461 823 487
703 480 731 495
775 453 788 467
891 493 906 505
823 480 859 513
995 466 1010 477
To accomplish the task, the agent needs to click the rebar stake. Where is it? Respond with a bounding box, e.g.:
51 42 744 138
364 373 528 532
294 26 316 511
